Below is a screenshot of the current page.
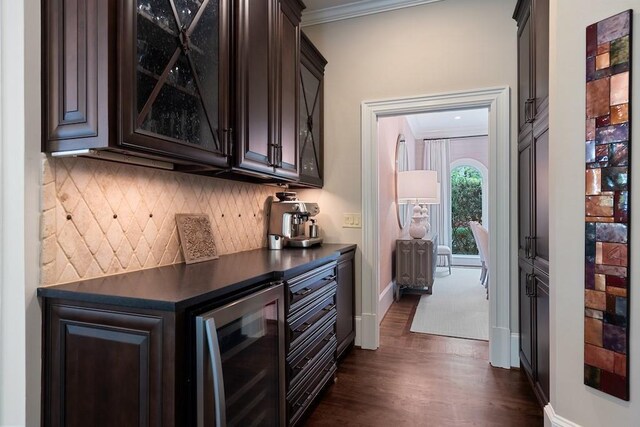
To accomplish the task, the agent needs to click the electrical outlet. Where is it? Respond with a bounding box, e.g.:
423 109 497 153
343 213 362 228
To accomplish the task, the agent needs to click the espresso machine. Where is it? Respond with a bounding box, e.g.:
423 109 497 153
268 192 323 248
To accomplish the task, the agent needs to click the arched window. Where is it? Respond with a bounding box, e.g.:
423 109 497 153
450 160 488 255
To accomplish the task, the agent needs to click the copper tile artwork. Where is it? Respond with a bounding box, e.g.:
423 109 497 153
610 72 630 106
611 104 629 124
587 118 596 140
585 317 604 346
597 42 610 55
586 195 614 217
586 78 611 118
584 10 632 401
596 53 610 70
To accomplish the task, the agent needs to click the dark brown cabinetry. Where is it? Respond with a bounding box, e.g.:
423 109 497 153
285 261 338 426
233 0 302 180
516 0 549 132
44 0 315 183
40 245 355 426
43 301 179 427
514 0 549 407
43 0 231 169
297 32 327 187
336 249 356 359
120 0 231 167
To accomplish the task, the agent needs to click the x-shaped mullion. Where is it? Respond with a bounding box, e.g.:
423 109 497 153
136 0 220 150
299 70 321 173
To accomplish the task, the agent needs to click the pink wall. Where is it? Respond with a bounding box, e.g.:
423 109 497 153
449 136 488 168
378 116 417 296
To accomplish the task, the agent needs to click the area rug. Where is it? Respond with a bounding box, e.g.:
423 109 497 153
409 267 489 341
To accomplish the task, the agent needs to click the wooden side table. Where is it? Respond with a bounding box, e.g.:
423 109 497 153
395 234 438 300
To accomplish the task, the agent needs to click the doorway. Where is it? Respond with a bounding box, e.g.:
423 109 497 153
360 87 513 368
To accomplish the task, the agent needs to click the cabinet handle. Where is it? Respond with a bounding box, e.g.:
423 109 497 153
323 303 336 312
530 275 538 298
204 318 227 427
525 98 536 123
268 143 279 167
530 98 537 120
227 128 234 157
524 237 530 258
296 356 314 372
294 287 313 297
297 322 312 333
222 128 234 157
530 236 537 259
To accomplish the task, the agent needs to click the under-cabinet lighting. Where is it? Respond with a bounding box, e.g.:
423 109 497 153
51 149 174 170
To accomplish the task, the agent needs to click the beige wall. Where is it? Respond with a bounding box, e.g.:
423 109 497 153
41 157 274 286
378 116 417 295
299 0 518 320
549 2 640 425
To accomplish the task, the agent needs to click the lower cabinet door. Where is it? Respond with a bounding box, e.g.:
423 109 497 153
519 259 535 376
45 303 166 427
535 272 550 404
336 250 355 358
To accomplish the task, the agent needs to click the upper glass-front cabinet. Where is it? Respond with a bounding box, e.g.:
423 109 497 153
298 33 327 187
121 0 230 167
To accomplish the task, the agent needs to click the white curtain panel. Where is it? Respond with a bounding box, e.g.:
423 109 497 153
424 139 452 250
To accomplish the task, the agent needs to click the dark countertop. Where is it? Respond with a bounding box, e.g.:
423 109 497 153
38 243 356 311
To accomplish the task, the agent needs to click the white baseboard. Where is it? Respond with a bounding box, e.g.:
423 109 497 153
544 404 581 427
360 313 378 349
355 316 362 347
511 333 519 367
489 326 511 369
378 281 394 323
452 254 482 267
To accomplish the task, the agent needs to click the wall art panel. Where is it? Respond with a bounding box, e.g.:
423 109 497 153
584 9 633 401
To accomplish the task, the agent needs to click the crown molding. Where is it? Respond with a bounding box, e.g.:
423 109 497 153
301 0 445 27
405 114 488 140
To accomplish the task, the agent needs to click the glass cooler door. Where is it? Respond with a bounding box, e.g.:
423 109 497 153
195 283 285 427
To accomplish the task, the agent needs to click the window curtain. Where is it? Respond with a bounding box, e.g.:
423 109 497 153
424 139 452 251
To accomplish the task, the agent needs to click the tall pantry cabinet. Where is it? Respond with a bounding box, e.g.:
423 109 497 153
514 0 550 406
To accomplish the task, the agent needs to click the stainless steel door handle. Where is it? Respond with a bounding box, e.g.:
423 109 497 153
205 318 227 427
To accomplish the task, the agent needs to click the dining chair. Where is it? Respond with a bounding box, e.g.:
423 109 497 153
475 223 490 299
469 221 487 285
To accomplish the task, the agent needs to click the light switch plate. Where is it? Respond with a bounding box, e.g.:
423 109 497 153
343 213 361 228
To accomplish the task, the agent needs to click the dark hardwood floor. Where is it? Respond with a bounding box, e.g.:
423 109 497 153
304 295 543 426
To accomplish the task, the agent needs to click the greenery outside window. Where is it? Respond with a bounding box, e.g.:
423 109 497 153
451 166 482 255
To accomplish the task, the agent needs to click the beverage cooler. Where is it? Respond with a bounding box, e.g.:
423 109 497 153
195 283 286 427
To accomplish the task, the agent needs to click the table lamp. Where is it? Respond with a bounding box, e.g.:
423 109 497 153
397 170 438 239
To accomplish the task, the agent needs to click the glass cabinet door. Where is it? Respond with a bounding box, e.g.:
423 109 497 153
122 0 230 166
299 63 322 184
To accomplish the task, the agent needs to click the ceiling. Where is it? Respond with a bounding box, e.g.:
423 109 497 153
301 0 444 27
405 108 489 140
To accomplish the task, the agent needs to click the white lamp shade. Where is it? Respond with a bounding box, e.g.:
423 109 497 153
418 185 441 205
397 170 438 203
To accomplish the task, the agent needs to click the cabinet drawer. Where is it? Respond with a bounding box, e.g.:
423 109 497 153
287 344 336 426
288 262 337 312
288 321 336 389
288 289 336 352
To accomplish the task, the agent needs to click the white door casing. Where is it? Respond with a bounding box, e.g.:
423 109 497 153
360 86 512 368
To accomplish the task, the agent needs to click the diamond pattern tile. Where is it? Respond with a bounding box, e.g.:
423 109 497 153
40 157 274 285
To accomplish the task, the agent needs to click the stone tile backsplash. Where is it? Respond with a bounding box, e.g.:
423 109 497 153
41 156 275 286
